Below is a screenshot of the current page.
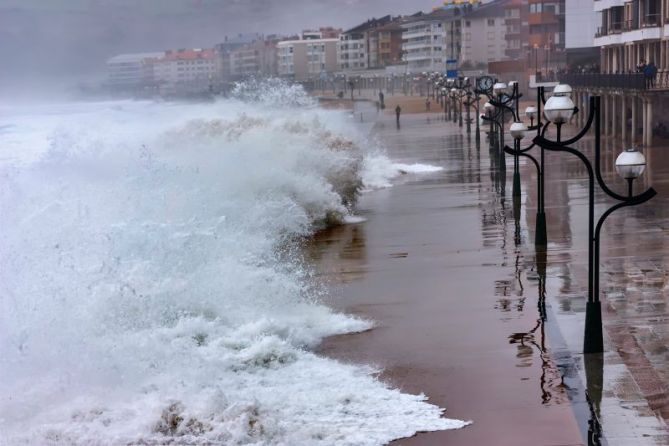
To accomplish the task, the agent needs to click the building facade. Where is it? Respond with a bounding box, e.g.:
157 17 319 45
106 52 163 91
229 39 278 78
402 10 450 72
339 16 395 70
153 48 219 94
504 0 530 60
594 0 669 74
370 21 405 68
277 32 339 80
460 0 508 69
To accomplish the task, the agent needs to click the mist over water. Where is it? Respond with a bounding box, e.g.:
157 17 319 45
0 83 464 444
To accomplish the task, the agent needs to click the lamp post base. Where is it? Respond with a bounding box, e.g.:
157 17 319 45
535 211 547 247
584 301 604 354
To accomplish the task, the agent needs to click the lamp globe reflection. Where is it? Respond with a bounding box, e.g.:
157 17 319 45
483 102 494 112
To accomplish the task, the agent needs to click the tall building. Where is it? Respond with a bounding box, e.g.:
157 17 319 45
402 9 453 73
369 20 405 68
528 0 566 72
153 48 219 94
460 0 508 69
215 34 264 79
594 0 667 74
277 31 339 80
504 0 530 60
106 52 163 91
338 16 395 70
229 38 278 78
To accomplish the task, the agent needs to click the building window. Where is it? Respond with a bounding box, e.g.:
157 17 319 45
488 19 495 26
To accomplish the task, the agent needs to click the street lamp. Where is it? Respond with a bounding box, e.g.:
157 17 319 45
615 147 646 196
509 121 528 199
534 95 656 354
525 106 538 127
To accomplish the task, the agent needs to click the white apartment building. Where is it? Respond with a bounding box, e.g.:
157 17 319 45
277 33 339 80
460 1 508 68
402 11 449 73
339 16 396 71
106 52 163 89
153 48 219 93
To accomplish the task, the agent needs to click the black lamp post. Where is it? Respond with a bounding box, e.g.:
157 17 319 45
533 94 657 354
501 85 551 248
463 89 481 141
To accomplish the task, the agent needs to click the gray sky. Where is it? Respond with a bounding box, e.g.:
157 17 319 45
0 0 440 82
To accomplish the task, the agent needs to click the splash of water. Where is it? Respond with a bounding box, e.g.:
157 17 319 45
0 84 467 445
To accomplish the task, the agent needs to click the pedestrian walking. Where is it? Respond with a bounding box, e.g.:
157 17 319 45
425 98 431 111
395 105 402 126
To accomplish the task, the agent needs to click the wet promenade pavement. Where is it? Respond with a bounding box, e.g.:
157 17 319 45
310 106 669 445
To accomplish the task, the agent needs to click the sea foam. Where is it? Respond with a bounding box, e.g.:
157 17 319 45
0 81 467 445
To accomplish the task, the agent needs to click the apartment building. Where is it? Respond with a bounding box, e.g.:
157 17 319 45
369 20 405 68
504 0 530 60
229 38 278 78
106 52 163 90
402 9 451 73
153 48 219 93
594 0 669 73
528 0 567 71
277 32 339 80
339 16 395 70
460 0 508 69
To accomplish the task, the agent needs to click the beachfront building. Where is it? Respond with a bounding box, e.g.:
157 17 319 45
459 0 508 70
402 1 493 74
215 34 264 80
594 0 668 74
106 52 163 91
528 0 567 74
339 16 396 70
369 20 405 68
228 38 279 78
401 10 450 73
153 48 219 95
559 0 669 148
504 0 530 61
277 32 339 80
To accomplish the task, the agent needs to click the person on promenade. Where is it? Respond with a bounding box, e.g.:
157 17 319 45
425 98 431 111
395 105 401 126
379 91 385 109
644 61 658 88
637 59 647 73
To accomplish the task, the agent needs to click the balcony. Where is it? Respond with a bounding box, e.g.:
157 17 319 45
558 73 646 90
528 11 559 26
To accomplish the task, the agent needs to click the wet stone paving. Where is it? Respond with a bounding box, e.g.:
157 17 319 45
312 102 669 445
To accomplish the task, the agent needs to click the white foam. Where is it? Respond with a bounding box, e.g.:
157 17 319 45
0 81 468 445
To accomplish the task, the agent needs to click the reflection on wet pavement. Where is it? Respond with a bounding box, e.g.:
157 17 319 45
310 107 669 445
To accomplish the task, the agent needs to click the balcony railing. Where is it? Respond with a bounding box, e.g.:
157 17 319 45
597 15 662 37
558 73 647 90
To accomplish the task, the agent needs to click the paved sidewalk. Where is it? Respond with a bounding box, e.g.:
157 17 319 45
311 108 669 445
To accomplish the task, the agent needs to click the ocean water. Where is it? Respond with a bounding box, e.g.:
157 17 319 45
0 82 466 445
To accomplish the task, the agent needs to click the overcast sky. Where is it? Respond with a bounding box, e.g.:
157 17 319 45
0 0 442 83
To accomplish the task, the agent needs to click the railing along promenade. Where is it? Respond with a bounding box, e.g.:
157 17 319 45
558 72 669 91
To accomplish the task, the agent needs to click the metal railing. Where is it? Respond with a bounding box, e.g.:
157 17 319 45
557 73 647 90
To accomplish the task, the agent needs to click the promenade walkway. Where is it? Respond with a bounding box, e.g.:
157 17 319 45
311 106 669 445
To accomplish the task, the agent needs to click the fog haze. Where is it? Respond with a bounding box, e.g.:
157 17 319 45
0 0 440 83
